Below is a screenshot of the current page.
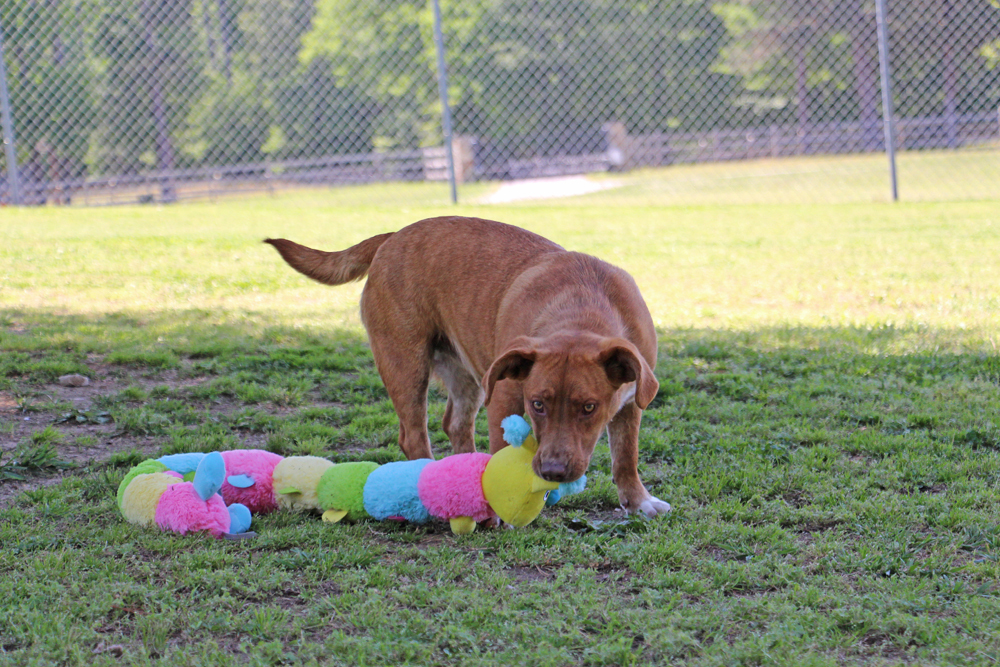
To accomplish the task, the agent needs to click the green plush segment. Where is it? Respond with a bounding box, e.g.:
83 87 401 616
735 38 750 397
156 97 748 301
182 471 196 482
116 459 169 509
316 462 378 521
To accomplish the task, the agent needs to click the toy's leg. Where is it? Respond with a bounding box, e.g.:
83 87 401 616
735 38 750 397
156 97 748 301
449 516 476 535
607 402 671 517
486 380 525 454
434 348 484 454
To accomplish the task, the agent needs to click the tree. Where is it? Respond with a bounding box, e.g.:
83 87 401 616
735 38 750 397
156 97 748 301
92 0 205 181
301 0 738 155
178 0 376 164
1 0 100 195
714 0 1000 150
888 0 1000 146
457 0 738 138
302 0 482 149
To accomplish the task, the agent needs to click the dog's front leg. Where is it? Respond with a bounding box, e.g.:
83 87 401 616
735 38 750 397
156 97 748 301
607 401 671 516
486 381 525 454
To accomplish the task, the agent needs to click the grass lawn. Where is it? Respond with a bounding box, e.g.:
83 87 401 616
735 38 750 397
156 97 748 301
594 147 1000 206
2 155 1000 665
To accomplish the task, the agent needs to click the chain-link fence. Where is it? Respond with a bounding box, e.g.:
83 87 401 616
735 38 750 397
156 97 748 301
1 0 998 206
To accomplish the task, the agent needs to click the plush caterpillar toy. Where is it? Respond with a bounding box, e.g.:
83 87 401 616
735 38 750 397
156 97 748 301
117 416 586 538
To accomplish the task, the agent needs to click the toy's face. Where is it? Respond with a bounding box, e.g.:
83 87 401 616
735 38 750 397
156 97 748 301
482 439 558 527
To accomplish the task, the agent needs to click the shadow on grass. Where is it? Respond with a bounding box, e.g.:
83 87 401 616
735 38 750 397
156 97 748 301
5 306 1000 469
3 307 999 404
0 308 374 381
3 307 998 356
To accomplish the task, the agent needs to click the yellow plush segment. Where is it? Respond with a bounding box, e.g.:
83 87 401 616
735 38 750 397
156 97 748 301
449 516 477 535
121 473 177 527
272 456 335 512
482 444 559 527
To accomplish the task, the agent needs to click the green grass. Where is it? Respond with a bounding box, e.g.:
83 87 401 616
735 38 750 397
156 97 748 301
2 157 1000 665
592 148 1000 205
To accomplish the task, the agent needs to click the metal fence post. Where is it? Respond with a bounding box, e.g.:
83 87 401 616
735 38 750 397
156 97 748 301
431 0 457 204
0 21 23 206
875 0 899 202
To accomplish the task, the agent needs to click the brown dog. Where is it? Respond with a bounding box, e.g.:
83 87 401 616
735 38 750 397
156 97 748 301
266 216 670 516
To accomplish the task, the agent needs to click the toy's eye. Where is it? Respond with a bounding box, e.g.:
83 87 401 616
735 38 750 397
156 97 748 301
583 403 596 414
531 400 545 414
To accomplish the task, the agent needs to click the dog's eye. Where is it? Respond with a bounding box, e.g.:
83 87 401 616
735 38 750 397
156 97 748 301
583 403 596 414
531 400 545 413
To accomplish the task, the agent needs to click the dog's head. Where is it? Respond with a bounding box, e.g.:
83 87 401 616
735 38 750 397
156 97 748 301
483 333 658 483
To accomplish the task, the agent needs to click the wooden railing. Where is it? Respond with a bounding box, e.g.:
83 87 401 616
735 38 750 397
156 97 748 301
2 112 996 205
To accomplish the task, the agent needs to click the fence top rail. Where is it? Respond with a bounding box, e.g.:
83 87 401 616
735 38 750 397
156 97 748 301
631 112 999 143
6 148 428 191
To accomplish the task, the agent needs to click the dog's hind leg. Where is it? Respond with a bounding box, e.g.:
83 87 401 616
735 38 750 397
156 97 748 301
367 334 435 462
434 346 484 454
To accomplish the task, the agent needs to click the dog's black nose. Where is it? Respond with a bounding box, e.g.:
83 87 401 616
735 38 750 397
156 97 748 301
539 460 568 481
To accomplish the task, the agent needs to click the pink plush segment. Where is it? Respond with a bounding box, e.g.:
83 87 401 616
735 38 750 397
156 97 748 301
417 453 495 522
163 471 183 480
154 483 231 537
219 449 283 514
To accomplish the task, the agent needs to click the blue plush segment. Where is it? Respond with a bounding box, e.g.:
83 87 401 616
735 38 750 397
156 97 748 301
158 453 206 475
545 474 587 506
227 474 255 489
363 459 433 523
193 452 226 501
227 503 252 534
501 415 531 447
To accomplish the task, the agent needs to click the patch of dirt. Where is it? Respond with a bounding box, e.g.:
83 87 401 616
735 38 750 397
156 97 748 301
507 565 555 583
0 362 269 509
849 632 914 663
0 474 71 509
704 546 751 563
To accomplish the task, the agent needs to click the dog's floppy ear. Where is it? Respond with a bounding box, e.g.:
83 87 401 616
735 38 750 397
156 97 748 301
597 339 659 409
483 337 540 405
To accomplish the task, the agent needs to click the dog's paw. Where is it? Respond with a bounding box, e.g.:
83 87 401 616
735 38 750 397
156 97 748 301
636 496 671 517
478 516 502 530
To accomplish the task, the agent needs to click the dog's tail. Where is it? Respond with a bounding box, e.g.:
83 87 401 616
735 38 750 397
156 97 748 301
264 233 394 285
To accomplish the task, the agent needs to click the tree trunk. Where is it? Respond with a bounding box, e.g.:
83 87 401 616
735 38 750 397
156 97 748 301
942 0 958 148
216 0 234 84
795 28 810 154
849 5 881 151
140 0 177 202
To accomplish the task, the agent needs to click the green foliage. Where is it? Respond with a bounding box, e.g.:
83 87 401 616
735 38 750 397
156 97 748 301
302 0 447 147
0 0 99 175
303 0 740 146
4 0 999 182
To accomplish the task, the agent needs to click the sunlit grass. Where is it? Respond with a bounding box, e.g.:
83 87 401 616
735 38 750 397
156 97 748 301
585 147 1000 205
2 154 998 340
